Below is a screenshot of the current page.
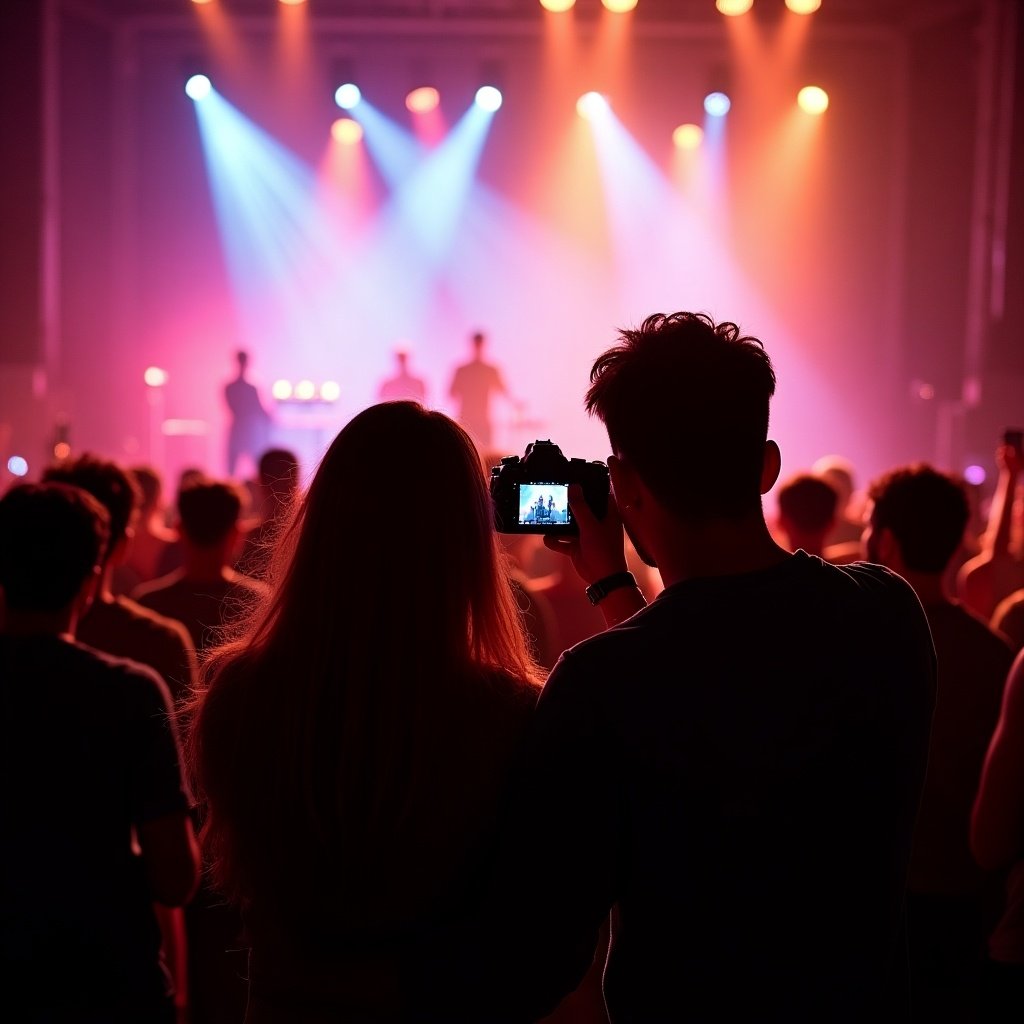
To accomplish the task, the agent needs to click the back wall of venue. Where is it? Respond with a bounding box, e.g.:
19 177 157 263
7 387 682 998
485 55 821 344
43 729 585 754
2 0 1022 507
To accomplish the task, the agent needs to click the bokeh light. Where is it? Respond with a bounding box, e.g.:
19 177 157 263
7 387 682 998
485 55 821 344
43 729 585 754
272 379 293 400
602 0 639 11
539 0 576 11
319 380 341 402
334 83 362 110
576 91 609 119
294 379 316 400
716 0 754 14
786 0 822 13
185 74 212 101
673 123 704 149
704 91 731 117
278 0 308 6
7 455 29 477
964 464 986 486
53 442 71 460
331 118 364 144
475 85 503 112
143 366 168 387
797 85 829 114
406 86 441 114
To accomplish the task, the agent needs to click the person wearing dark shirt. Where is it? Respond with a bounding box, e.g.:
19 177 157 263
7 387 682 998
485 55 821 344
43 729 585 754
775 470 839 558
411 311 937 1023
236 447 300 580
863 463 1016 1021
0 481 199 1024
449 329 508 452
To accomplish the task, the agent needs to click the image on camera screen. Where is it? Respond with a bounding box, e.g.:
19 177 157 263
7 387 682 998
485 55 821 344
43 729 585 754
517 483 572 527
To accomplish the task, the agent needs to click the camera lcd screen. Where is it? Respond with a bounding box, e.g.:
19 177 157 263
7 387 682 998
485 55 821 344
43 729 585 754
516 483 572 528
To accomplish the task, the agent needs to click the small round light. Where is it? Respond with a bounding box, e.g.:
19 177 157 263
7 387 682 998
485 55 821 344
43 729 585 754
672 123 704 149
7 455 29 477
144 366 168 387
334 83 361 110
319 381 341 402
602 0 638 11
964 464 986 486
406 86 440 114
704 91 731 117
785 0 822 13
331 118 364 144
185 74 212 101
279 0 308 6
475 86 503 112
716 0 754 14
295 379 316 401
53 442 71 460
272 379 293 400
539 0 575 11
798 85 829 114
576 91 609 120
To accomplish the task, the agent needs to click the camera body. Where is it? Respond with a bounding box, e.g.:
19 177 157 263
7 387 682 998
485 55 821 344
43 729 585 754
489 439 610 535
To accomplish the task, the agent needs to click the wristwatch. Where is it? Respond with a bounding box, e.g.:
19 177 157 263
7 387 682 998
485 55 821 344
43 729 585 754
585 571 638 606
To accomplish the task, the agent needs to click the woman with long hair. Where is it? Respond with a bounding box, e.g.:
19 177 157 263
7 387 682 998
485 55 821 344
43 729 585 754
186 401 543 1022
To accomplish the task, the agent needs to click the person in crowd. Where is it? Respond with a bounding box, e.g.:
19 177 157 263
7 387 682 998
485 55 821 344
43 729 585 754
42 452 196 704
133 477 266 660
775 470 839 558
991 587 1024 654
185 401 544 1021
449 329 509 452
410 311 938 1023
112 463 179 596
153 466 207 580
812 452 865 551
378 345 428 404
224 349 274 479
863 463 1015 1021
236 448 301 580
971 647 1024 1019
0 481 199 1024
958 439 1024 622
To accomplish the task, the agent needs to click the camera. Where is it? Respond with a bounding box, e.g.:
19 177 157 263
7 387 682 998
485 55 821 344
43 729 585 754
489 439 610 535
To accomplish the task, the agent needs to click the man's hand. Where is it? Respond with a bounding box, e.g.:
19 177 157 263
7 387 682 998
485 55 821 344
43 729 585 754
544 483 629 586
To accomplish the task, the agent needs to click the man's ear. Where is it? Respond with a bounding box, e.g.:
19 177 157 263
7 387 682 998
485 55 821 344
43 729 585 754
761 440 782 495
876 526 901 567
608 454 641 511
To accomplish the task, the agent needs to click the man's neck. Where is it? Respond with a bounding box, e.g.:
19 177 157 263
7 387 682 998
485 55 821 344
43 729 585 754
655 514 791 589
891 568 949 608
182 547 232 584
3 609 76 638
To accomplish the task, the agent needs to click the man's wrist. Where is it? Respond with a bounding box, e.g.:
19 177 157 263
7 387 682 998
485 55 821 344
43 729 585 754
585 570 640 606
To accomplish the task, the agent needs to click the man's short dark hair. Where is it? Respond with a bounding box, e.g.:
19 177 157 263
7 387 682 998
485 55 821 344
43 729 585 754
585 311 777 521
868 464 969 574
778 474 839 534
258 448 300 498
42 453 141 560
0 482 109 612
178 478 242 547
128 464 163 512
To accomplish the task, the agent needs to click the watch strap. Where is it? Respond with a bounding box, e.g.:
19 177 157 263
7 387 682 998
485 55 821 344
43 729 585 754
585 570 638 606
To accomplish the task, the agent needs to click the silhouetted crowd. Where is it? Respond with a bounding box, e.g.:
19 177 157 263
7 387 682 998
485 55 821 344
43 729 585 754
2 312 1022 1023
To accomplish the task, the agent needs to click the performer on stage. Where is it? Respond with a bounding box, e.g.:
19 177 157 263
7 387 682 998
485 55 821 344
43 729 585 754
448 329 508 452
378 346 428 405
224 350 273 479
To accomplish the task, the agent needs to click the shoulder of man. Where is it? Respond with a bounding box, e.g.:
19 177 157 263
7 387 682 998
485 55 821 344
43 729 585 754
72 637 176 709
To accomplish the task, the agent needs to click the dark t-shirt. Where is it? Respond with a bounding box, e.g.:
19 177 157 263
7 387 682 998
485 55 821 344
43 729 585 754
418 552 938 1023
1 635 192 1021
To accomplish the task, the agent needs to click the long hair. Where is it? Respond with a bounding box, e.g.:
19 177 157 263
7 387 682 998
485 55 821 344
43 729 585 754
187 402 542 914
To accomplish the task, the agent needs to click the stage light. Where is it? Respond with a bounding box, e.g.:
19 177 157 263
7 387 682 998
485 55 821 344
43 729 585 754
190 0 214 6
716 0 753 14
785 0 821 12
334 83 361 110
185 74 212 101
7 455 28 477
577 91 609 119
964 464 986 486
144 366 168 387
331 118 364 144
704 91 731 117
539 0 576 11
406 86 440 114
272 379 293 400
797 85 829 114
319 380 341 402
475 85 503 112
53 442 71 460
602 0 639 11
278 0 307 6
673 123 704 149
295 379 316 401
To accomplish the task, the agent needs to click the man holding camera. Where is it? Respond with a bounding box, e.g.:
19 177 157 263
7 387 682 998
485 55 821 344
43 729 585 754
413 312 937 1022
